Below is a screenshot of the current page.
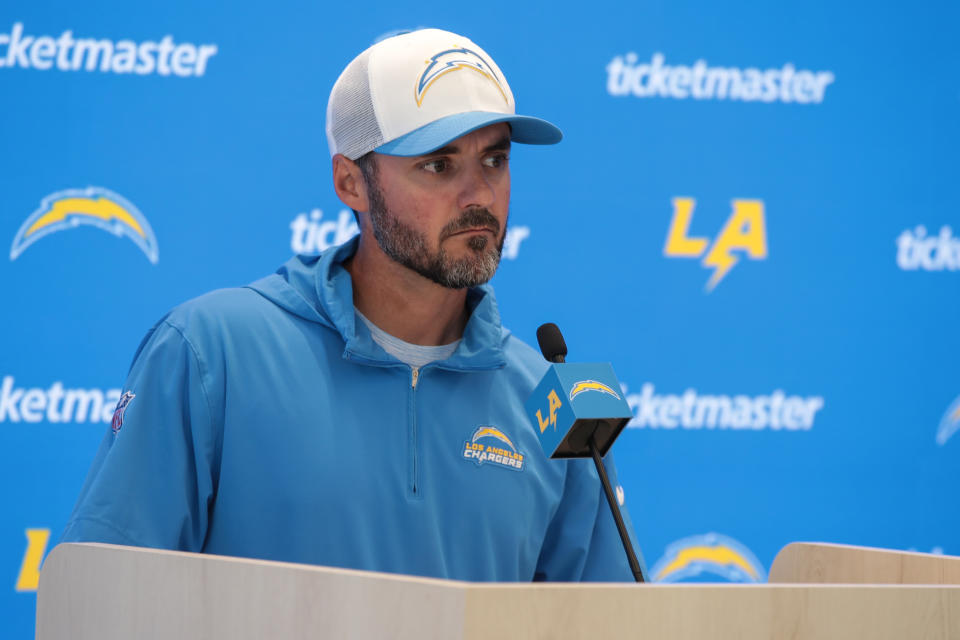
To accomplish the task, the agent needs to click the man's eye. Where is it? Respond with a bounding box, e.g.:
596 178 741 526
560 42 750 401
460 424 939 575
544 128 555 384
483 153 509 169
422 158 449 173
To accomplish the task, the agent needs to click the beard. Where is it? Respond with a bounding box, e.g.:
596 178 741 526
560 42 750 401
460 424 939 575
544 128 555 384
366 175 506 289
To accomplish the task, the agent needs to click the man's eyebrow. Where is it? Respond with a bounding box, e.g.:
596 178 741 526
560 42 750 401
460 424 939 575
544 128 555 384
483 137 512 153
423 144 458 157
420 136 512 158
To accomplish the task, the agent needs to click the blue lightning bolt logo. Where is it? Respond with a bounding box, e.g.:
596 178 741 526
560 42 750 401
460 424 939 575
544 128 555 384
414 46 508 107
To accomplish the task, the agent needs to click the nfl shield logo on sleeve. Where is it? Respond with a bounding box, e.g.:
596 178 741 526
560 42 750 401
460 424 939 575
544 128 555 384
111 391 135 434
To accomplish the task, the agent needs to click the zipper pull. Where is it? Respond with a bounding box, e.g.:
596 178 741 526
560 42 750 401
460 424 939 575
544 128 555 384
411 366 420 389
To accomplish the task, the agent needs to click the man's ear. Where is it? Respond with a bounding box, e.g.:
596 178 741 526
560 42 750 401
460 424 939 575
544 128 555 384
332 154 368 213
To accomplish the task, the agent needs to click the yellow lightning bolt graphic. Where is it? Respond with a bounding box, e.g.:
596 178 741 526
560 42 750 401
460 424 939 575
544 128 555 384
655 545 760 581
25 197 146 239
702 200 767 292
472 427 515 451
702 245 738 292
569 380 620 400
952 405 960 422
15 528 50 591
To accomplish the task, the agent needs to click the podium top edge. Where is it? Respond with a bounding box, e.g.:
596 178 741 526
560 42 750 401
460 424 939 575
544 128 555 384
48 542 960 592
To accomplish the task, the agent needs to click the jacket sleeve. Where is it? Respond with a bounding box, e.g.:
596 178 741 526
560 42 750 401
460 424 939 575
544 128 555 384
60 319 220 551
534 451 649 582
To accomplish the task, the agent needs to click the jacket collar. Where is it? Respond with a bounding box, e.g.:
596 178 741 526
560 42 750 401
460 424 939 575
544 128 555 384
315 237 507 371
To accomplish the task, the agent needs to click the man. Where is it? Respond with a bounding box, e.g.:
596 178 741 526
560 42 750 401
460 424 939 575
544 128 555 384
62 28 645 582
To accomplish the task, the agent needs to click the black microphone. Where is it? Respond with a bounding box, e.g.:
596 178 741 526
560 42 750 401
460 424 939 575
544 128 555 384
528 322 645 583
536 322 567 363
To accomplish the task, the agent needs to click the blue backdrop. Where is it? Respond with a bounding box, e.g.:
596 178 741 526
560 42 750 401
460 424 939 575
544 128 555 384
3 1 959 636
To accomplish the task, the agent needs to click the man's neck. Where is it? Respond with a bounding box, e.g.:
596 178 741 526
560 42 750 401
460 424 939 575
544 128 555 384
344 233 470 346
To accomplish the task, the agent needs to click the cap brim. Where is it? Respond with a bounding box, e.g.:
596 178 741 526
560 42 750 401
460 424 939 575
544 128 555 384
375 112 562 157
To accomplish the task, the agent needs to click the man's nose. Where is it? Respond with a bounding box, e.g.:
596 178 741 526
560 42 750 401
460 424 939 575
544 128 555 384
457 162 497 211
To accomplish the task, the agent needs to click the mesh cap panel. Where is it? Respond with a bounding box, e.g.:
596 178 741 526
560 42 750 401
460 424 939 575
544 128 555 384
326 49 384 160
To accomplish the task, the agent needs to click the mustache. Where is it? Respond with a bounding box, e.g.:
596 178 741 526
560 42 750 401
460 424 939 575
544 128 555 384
440 208 501 239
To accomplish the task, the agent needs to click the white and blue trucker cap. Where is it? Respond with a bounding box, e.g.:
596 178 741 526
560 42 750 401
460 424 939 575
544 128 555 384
325 28 562 160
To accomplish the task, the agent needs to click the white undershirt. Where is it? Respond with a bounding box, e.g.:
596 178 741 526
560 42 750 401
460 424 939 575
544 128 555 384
355 309 461 368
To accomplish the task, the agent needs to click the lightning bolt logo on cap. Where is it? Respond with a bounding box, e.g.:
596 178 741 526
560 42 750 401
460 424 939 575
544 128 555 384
415 46 509 108
10 187 158 263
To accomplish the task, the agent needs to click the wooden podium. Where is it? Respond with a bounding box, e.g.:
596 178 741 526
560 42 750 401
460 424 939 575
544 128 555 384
37 542 960 639
771 541 960 585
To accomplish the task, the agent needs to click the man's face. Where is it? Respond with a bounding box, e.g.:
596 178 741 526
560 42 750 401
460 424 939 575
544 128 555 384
361 123 511 289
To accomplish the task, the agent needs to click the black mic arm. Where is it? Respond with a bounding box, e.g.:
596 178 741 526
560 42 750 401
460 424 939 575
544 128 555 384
589 433 645 583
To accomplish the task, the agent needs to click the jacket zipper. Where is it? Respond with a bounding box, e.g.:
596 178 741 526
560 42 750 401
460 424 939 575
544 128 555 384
409 366 420 497
344 352 423 497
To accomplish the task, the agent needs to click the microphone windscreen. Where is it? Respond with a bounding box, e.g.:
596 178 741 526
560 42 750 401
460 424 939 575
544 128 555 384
536 323 568 363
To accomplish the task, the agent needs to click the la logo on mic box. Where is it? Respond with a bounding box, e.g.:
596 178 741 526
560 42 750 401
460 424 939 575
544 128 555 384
525 363 632 458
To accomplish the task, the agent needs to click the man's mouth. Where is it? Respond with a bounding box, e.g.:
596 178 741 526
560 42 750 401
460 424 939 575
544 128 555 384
441 208 501 241
446 226 496 238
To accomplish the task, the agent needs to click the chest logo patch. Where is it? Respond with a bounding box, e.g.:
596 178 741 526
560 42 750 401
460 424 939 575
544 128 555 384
463 426 525 471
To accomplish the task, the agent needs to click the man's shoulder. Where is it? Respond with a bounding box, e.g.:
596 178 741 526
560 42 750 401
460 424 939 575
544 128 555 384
158 275 329 353
162 286 275 335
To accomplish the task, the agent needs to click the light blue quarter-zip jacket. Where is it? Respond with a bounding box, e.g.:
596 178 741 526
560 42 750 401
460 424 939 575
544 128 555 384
62 237 646 581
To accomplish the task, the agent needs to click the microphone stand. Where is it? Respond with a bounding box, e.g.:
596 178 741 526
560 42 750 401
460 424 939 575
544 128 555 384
539 329 645 584
589 433 645 583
